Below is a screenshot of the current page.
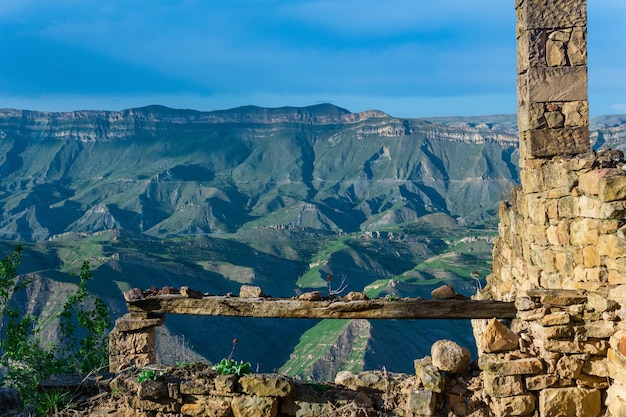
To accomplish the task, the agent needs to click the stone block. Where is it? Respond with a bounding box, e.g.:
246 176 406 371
581 246 600 268
521 0 587 29
517 28 546 73
582 355 609 378
584 321 615 339
558 196 579 219
578 195 602 218
231 395 278 417
542 311 571 326
526 195 548 224
568 27 587 66
576 374 609 390
525 374 559 390
555 354 587 378
138 380 168 401
527 288 587 305
609 269 626 285
490 394 536 417
578 169 609 196
597 234 626 259
608 286 626 307
214 374 238 393
113 314 166 332
598 174 626 202
479 355 544 375
130 397 182 414
539 388 600 417
406 389 437 416
180 378 212 395
523 126 590 159
608 351 626 386
531 322 578 340
543 339 608 355
599 200 626 219
239 374 293 397
524 66 588 102
181 395 231 417
413 356 444 393
515 296 538 311
520 166 544 193
484 373 525 397
528 223 548 245
555 250 575 275
570 218 599 246
586 290 619 312
239 285 265 298
562 100 589 127
607 383 626 417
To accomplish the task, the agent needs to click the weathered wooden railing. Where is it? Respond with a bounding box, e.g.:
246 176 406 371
124 294 517 320
109 287 516 372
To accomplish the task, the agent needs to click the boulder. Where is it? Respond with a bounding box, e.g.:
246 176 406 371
431 284 456 300
431 340 471 373
239 285 265 298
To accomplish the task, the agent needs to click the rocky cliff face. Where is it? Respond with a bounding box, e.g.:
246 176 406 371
0 104 523 241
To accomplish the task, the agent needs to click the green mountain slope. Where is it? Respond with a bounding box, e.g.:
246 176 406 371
0 104 623 378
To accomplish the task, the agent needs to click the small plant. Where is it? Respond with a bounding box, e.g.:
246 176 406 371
385 295 398 301
35 390 74 417
137 368 163 383
211 338 252 376
212 358 252 376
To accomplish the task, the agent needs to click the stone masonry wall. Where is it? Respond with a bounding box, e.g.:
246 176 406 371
516 0 589 159
478 151 626 416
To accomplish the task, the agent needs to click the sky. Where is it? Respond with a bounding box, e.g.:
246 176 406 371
0 0 624 118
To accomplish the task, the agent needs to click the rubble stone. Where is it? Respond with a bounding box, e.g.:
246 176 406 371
431 340 471 373
481 318 520 353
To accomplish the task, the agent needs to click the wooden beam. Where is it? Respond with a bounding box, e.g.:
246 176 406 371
126 296 516 320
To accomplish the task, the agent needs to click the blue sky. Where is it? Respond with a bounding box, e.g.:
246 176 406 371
1 0 624 118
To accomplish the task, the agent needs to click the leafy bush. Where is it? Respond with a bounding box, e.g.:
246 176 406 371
58 261 110 374
0 245 111 411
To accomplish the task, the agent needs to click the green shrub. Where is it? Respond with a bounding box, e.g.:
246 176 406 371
0 246 111 411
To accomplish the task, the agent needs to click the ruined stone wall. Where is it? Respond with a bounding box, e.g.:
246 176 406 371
475 1 626 415
516 0 589 159
478 1 626 415
479 152 626 417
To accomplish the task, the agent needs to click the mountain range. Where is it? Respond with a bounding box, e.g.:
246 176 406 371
1 104 624 379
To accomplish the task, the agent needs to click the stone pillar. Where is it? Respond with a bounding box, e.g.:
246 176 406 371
108 313 165 372
516 0 590 159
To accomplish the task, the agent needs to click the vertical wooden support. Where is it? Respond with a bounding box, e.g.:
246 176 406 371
516 0 590 159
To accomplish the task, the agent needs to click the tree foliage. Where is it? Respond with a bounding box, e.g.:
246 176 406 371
0 245 111 410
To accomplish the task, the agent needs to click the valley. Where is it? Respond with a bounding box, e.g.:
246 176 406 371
0 104 623 379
